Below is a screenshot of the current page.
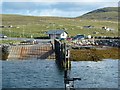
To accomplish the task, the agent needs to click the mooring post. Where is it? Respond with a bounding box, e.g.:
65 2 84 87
54 39 81 89
64 42 81 90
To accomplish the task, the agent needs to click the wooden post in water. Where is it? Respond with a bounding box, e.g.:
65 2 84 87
54 39 81 89
63 43 81 90
54 39 71 68
54 39 62 66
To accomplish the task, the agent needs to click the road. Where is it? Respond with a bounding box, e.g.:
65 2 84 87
0 37 53 43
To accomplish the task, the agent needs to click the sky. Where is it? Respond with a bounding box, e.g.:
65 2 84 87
1 0 119 17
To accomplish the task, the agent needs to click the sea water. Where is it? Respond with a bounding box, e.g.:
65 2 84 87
2 59 119 88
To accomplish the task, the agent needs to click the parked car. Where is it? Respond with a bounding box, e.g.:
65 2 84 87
0 34 7 38
72 34 85 40
20 39 38 45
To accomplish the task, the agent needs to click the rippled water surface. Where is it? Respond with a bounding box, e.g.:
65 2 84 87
2 59 118 88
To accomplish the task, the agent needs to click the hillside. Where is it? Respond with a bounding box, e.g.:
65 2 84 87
1 8 118 38
78 7 118 21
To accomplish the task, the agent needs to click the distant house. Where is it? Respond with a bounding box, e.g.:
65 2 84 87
46 30 68 39
0 26 4 28
0 34 7 38
102 26 114 31
72 34 85 40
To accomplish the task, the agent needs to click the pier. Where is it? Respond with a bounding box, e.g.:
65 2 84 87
54 39 81 90
54 39 71 69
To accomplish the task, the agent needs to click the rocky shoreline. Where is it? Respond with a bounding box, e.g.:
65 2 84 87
0 40 120 61
70 47 120 61
0 45 9 60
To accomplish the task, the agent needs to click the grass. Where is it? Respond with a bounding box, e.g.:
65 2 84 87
79 7 118 21
0 40 21 44
1 14 118 38
70 47 120 61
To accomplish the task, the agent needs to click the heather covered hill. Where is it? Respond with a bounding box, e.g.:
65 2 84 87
78 7 118 21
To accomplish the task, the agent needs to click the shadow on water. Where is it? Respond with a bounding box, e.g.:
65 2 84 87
55 60 71 73
55 61 65 73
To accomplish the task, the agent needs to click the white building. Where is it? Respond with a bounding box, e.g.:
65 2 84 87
47 30 68 39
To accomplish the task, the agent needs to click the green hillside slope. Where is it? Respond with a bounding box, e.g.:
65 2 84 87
1 7 118 38
79 7 118 21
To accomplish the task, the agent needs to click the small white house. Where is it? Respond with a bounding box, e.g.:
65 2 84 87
47 30 68 39
102 26 114 31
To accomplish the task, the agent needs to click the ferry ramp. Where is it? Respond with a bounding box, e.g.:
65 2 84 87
8 44 55 60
